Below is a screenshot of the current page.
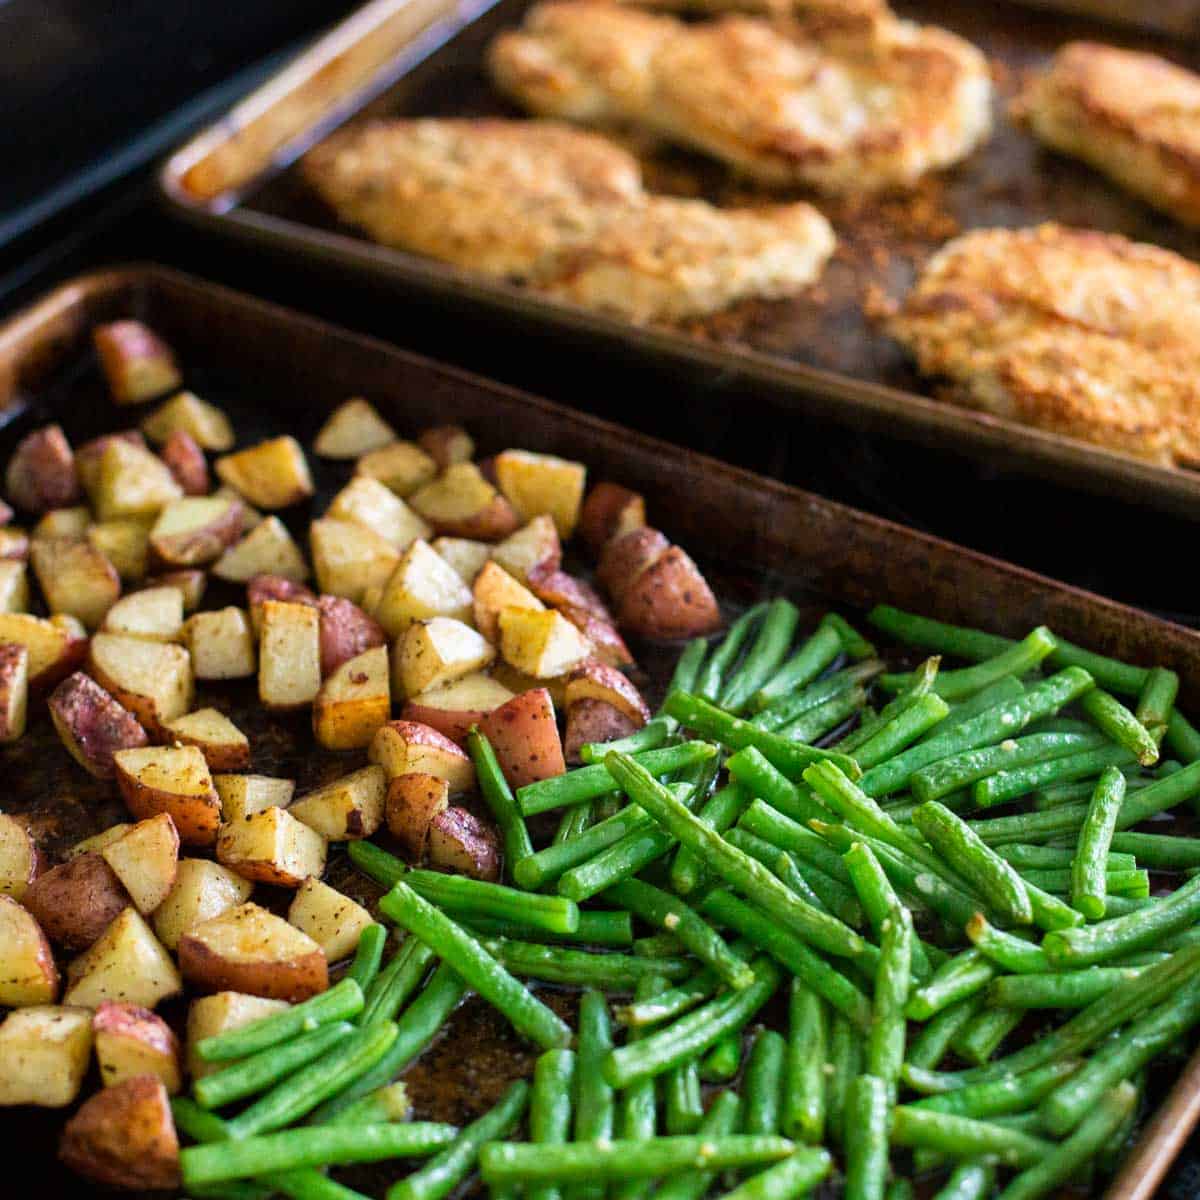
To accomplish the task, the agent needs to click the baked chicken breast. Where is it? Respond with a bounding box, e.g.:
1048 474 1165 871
887 223 1200 466
487 0 992 192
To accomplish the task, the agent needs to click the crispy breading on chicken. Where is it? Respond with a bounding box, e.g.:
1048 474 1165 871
487 1 992 192
886 224 1200 465
302 118 835 323
1015 42 1200 229
616 0 889 34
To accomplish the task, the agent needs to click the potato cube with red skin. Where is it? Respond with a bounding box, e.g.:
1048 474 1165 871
0 812 42 900
150 495 244 567
5 424 81 513
23 855 131 950
431 537 491 585
527 565 611 621
565 698 639 764
310 517 400 606
49 672 148 779
214 774 295 823
356 440 437 497
93 321 183 405
34 505 91 541
565 659 649 725
318 594 387 677
428 807 501 881
478 688 566 789
617 546 721 640
142 391 235 452
63 906 183 1009
287 877 373 963
89 438 183 522
248 573 317 634
395 617 495 698
409 462 519 541
216 806 327 888
0 641 28 742
103 586 185 642
100 814 180 915
178 901 328 1001
163 708 251 772
59 1073 180 1189
144 568 206 613
370 720 476 792
214 517 309 584
491 515 561 584
0 611 85 692
0 894 59 1006
375 539 473 638
93 1002 182 1093
0 1006 92 1106
596 527 670 602
385 773 450 860
216 436 314 510
313 646 391 751
560 609 635 670
314 397 398 459
328 476 431 550
152 859 254 952
579 482 647 557
113 744 221 847
89 633 193 736
472 560 544 645
0 561 29 613
417 425 474 470
499 608 592 678
186 992 289 1079
400 672 515 745
259 600 321 711
491 662 568 709
289 765 386 841
494 450 587 539
30 537 122 630
88 518 151 582
160 429 209 495
185 606 256 680
68 826 131 859
75 431 147 492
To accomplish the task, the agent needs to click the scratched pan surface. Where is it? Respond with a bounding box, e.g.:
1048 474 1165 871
161 0 1200 517
6 266 1200 1196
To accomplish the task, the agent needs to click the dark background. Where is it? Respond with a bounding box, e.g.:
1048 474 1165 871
2 1 1200 1194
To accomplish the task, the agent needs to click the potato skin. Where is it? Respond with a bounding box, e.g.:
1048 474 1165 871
160 430 209 496
6 424 81 513
596 527 670 602
417 425 474 470
616 546 721 639
428 806 501 881
478 688 566 789
579 482 646 557
178 928 328 1002
248 572 318 612
58 1073 180 1190
23 854 131 950
318 594 387 677
564 698 639 763
49 672 148 779
527 566 610 621
385 773 450 860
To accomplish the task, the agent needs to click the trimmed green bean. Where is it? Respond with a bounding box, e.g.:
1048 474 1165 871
754 662 883 734
666 637 709 710
519 803 650 890
486 939 690 989
653 1090 742 1200
699 604 767 701
717 1148 833 1200
347 925 387 996
614 975 661 1200
700 1031 744 1082
726 747 832 828
841 657 940 754
784 980 826 1143
1166 709 1200 764
529 1047 576 1200
919 678 1026 745
843 1075 889 1200
720 598 800 713
665 1060 705 1134
826 1013 862 1146
777 685 868 744
461 910 634 948
973 741 1135 808
572 990 614 1200
889 1107 1051 1168
867 905 912 1090
824 613 876 661
1080 689 1159 766
912 1059 1081 1119
402 869 579 934
739 799 852 882
905 950 995 1022
1111 830 1200 868
727 829 830 916
931 1164 994 1200
999 843 1135 871
850 693 951 769
469 729 534 874
750 620 843 710
1114 758 1200 828
743 1028 786 1137
671 781 752 896
579 719 671 765
965 915 1047 974
361 939 437 1028
987 966 1149 1010
951 1007 1022 1066
1072 765 1127 919
906 995 984 1071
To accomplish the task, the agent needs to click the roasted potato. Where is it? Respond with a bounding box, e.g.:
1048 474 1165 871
313 645 391 750
527 565 609 619
472 560 544 644
565 658 649 724
24 854 131 950
579 482 646 556
289 764 386 840
64 906 183 1009
490 661 568 709
102 585 185 642
216 806 328 887
113 744 221 847
144 567 207 612
596 527 670 601
328 475 431 550
160 429 209 495
213 516 309 583
375 539 473 638
152 858 254 951
216 436 313 509
89 632 194 735
0 1006 92 1106
0 812 42 899
89 518 152 582
163 707 251 771
0 641 28 742
369 720 475 792
100 814 180 914
431 536 492 584
492 515 562 584
355 439 437 497
76 431 147 492
93 1001 182 1093
565 698 639 763
59 1073 180 1189
49 672 148 779
184 606 256 679
287 877 373 962
68 825 132 859
0 893 59 1005
30 537 122 629
93 320 183 404
0 525 29 560
259 599 321 710
178 901 328 1001
214 774 295 822
428 807 501 881
385 773 450 860
558 609 634 671
617 546 721 639
317 594 387 677
310 517 401 605
0 611 86 691
417 425 474 470
6 424 81 513
499 608 591 678
478 687 566 788
396 617 495 698
410 462 519 541
141 391 235 451
248 573 317 634
186 991 289 1078
89 438 183 522
34 504 91 540
150 495 243 566
400 672 516 744
494 450 586 539
314 397 397 459
0 560 29 612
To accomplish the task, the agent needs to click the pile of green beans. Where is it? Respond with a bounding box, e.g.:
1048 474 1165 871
172 605 1200 1200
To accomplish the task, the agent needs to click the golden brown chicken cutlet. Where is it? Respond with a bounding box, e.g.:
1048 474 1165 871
887 224 1200 465
487 0 992 192
1015 42 1200 229
302 118 835 323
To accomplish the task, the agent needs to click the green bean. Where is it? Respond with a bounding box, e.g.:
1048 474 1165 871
965 916 1046 973
1114 758 1200 827
825 1012 862 1146
360 939 437 1028
1000 1082 1137 1200
880 627 1057 702
666 637 710 711
518 803 651 890
905 950 996 1021
1080 688 1159 766
196 978 364 1063
867 904 912 1090
784 980 826 1143
479 1136 796 1185
775 848 863 928
485 939 690 990
1166 709 1200 764
885 1181 914 1200
825 613 876 661
529 1048 576 1200
850 693 951 770
1032 766 1145 810
380 882 570 1049
700 1031 744 1082
843 1075 889 1200
998 843 1135 871
750 620 844 710
1039 982 1200 1135
727 829 829 915
324 1083 411 1127
919 679 1026 746
615 944 753 1028
180 1123 460 1187
699 604 768 701
1071 765 1127 919
670 781 753 896
553 798 595 845
653 1091 742 1200
987 965 1147 1010
717 1148 833 1200
844 843 931 983
889 1107 1050 1168
1111 830 1200 868
461 911 634 949
663 693 860 780
614 976 661 1200
913 800 1033 924
931 1164 994 1200
968 802 1090 846
402 869 580 935
951 1007 1022 1066
469 729 534 875
974 742 1135 808
726 747 831 828
721 598 800 713
347 924 387 996
604 956 781 1088
739 800 852 883
665 1060 705 1134
754 662 884 733
906 995 984 1071
742 1028 786 1138
349 840 411 890
841 657 940 754
579 719 671 765
194 1021 356 1110
633 932 684 958
778 686 868 743
570 991 614 1200
387 1080 529 1200
311 963 467 1123
912 1059 1081 1119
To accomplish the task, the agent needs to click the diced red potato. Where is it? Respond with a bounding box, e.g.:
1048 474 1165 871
162 708 251 772
477 688 566 789
409 463 520 541
143 568 207 613
23 855 131 950
616 546 721 640
564 698 640 764
0 612 88 693
0 641 28 742
0 894 59 1005
92 321 183 405
560 608 635 670
565 659 650 725
150 495 245 567
527 565 611 621
491 515 561 584
579 482 647 557
596 527 670 603
160 430 209 495
49 672 148 779
417 425 474 470
92 1002 183 1093
74 431 147 493
247 573 318 635
369 720 476 792
0 527 28 561
428 807 501 881
0 812 43 900
385 773 450 861
399 672 516 745
318 594 388 677
216 807 327 888
5 425 81 513
113 745 222 848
